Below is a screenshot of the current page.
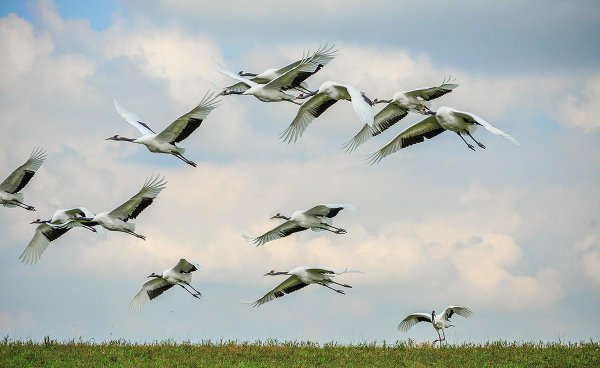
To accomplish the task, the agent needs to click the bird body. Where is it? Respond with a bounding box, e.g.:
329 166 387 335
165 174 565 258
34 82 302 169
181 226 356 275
0 148 47 211
367 106 519 163
249 266 361 307
345 82 458 152
108 92 219 167
223 42 337 94
398 306 473 344
243 204 352 246
129 259 202 312
20 207 98 265
280 81 374 143
81 175 167 240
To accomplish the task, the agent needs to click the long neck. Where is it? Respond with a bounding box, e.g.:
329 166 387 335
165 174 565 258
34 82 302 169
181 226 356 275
280 214 291 221
114 136 136 142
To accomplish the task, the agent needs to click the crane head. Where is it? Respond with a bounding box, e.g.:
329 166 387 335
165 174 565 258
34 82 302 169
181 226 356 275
147 272 161 278
270 213 285 220
264 270 277 276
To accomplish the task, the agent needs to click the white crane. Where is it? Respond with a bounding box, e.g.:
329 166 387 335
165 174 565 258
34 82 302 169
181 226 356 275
79 175 166 240
20 207 99 265
130 258 202 312
223 42 337 95
344 80 459 152
280 81 375 143
367 106 519 164
398 306 473 344
243 204 352 246
107 92 220 167
0 148 46 211
216 48 333 104
248 266 361 307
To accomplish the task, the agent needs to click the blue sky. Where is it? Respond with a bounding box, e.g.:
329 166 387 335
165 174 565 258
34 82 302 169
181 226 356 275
0 0 599 343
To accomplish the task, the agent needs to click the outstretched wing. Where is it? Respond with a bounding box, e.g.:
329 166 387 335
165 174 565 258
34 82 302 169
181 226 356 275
266 43 338 90
453 109 520 145
129 278 175 312
243 221 307 246
156 92 220 144
441 306 473 320
345 84 375 126
405 82 459 101
397 313 433 332
303 205 345 218
366 116 445 164
0 148 47 194
19 224 70 265
108 175 167 221
280 92 336 143
114 99 156 136
249 275 309 307
173 259 200 274
305 267 362 275
274 42 337 87
343 104 409 152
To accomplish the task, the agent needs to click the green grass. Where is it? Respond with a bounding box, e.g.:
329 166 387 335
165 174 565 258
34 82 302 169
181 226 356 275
1 338 598 367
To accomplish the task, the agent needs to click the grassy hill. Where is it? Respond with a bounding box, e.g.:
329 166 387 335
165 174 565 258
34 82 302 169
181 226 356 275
2 338 598 367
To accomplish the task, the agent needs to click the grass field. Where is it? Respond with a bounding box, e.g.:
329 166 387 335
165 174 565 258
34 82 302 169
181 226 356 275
1 338 599 367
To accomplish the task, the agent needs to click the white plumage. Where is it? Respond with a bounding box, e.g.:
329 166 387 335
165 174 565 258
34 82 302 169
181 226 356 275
344 81 458 152
398 306 473 344
280 81 374 143
130 258 202 312
20 207 99 265
222 42 337 95
243 204 352 246
367 106 519 163
108 92 220 167
248 266 361 307
81 175 166 240
0 148 47 211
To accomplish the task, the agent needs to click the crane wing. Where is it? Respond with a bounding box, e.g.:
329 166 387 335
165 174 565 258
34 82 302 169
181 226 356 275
243 221 307 246
397 313 433 332
156 92 220 144
303 205 345 218
223 81 251 94
0 148 47 194
114 99 156 136
405 82 459 101
344 84 375 126
453 109 520 145
129 278 175 312
280 92 336 143
305 267 362 275
19 224 70 265
108 175 167 221
273 42 337 84
441 306 473 320
343 103 408 152
266 44 338 90
249 275 309 307
173 259 200 274
366 116 445 164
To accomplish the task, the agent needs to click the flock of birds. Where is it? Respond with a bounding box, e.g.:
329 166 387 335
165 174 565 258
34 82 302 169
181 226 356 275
0 42 519 344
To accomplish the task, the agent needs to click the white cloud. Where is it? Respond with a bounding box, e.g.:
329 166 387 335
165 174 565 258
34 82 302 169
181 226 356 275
561 75 600 131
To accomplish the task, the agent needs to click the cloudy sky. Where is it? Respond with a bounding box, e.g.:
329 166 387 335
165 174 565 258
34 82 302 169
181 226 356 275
1 0 599 343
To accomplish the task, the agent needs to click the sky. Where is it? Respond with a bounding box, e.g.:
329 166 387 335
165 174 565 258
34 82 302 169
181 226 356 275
0 0 599 344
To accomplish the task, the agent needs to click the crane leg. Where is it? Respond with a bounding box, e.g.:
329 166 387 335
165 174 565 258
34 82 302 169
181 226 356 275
179 284 201 299
433 330 442 345
184 282 203 297
320 283 345 294
126 230 146 240
14 201 35 211
322 223 347 234
173 153 197 168
456 132 475 151
329 280 352 288
466 132 486 148
82 225 97 233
